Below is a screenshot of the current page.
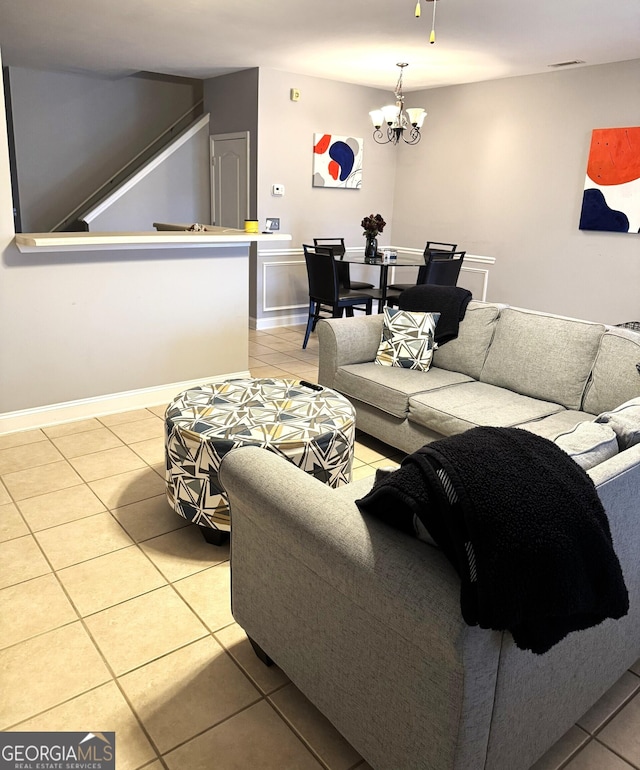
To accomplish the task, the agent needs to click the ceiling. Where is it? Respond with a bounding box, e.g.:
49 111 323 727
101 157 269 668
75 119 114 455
0 0 639 91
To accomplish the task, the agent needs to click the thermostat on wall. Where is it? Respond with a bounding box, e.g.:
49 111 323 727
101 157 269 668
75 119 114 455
272 184 285 196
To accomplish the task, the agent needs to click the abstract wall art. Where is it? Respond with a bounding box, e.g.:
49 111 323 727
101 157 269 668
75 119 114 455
579 126 640 234
313 133 363 188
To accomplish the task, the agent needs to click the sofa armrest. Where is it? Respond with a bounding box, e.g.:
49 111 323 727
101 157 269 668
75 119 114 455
317 315 384 389
219 445 501 770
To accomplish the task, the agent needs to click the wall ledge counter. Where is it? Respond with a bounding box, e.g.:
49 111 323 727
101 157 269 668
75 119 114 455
14 227 292 253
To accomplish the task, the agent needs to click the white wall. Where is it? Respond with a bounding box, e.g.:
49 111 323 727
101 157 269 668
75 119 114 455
393 59 640 323
8 67 202 232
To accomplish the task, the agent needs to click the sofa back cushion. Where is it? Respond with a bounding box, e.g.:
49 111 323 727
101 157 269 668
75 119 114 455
432 301 504 380
480 307 605 410
582 327 640 415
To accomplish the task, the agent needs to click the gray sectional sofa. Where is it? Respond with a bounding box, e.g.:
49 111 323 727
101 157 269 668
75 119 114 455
219 301 640 770
316 300 640 454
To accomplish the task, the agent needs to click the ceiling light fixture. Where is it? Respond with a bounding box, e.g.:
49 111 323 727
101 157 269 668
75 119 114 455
369 63 427 146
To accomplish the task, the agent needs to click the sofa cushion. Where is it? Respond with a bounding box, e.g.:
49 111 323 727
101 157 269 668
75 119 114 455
432 301 504 380
595 396 640 450
553 421 619 470
582 327 640 415
515 410 595 440
408 381 564 436
480 306 605 410
375 308 439 371
334 363 473 419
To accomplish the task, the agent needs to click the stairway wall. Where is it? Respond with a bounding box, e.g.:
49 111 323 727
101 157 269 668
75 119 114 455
7 67 202 232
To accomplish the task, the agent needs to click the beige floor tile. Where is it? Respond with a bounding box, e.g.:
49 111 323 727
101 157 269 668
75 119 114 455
51 427 125 459
85 586 208 675
370 458 401 470
70 445 147 481
2 459 84 501
578 671 640 734
597 691 640 765
0 429 48 451
173 562 234 631
163 700 323 770
215 623 290 695
0 501 29 541
89 467 166 509
147 403 169 418
139 525 229 582
43 418 104 438
0 573 77 648
57 545 167 616
258 339 303 353
353 442 392 464
254 351 301 366
0 622 111 728
111 495 188 543
129 437 166 468
249 364 292 378
35 511 133 570
280 362 320 378
15 681 157 770
119 636 260 754
351 465 376 482
564 738 634 769
0 535 51 590
17 484 106 531
0 480 10 505
0 440 63 475
99 408 156 427
248 342 279 356
108 417 165 445
269 684 362 770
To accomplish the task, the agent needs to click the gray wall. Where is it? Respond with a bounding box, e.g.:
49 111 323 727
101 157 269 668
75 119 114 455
87 120 211 231
393 59 640 324
254 68 398 324
203 68 259 218
7 67 202 232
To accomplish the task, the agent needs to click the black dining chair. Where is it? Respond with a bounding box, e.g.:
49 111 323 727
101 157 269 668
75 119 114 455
313 237 374 292
422 250 466 286
302 245 373 348
387 240 458 294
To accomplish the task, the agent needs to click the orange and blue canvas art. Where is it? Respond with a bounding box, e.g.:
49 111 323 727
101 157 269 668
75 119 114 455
313 133 363 188
579 127 640 234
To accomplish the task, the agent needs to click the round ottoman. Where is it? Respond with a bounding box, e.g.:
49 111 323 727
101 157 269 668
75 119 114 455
165 377 356 544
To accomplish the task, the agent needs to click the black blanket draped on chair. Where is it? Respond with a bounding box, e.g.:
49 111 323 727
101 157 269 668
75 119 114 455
398 285 472 344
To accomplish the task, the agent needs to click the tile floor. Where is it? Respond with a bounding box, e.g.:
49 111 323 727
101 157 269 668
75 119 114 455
0 324 638 770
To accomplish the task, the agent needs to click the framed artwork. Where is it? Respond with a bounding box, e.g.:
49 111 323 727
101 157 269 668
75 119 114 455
313 133 363 188
579 126 640 234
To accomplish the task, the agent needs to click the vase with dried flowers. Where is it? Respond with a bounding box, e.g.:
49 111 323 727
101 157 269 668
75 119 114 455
361 213 386 261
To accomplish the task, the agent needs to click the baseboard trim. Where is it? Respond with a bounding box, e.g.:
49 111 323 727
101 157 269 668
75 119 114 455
251 313 306 330
0 371 251 435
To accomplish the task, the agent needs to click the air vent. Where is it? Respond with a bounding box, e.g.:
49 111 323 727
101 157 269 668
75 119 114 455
548 60 586 68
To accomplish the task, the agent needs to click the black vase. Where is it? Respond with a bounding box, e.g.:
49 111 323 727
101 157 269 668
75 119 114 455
364 236 378 261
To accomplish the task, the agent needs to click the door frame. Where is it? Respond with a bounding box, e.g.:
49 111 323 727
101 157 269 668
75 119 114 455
210 131 250 227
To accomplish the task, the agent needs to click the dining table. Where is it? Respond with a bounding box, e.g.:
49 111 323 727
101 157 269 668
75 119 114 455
338 251 427 312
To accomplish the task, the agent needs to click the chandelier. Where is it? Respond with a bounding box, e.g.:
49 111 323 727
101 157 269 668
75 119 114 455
369 63 427 146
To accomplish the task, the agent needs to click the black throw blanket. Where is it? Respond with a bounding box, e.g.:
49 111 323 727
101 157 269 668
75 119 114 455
356 427 629 654
398 285 472 344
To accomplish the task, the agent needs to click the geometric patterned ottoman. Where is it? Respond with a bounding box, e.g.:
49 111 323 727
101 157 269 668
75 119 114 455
165 377 356 545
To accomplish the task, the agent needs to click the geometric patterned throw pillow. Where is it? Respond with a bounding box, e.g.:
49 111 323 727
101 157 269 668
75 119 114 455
375 307 440 371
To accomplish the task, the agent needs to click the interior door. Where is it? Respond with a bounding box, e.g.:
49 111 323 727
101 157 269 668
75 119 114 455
210 132 249 228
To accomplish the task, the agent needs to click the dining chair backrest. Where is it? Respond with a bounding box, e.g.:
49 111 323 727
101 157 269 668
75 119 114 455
414 242 458 283
313 237 346 259
303 244 340 304
424 251 466 286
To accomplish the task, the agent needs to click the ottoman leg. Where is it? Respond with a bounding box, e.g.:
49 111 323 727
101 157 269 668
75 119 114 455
198 525 230 546
248 636 274 667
